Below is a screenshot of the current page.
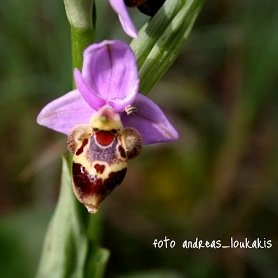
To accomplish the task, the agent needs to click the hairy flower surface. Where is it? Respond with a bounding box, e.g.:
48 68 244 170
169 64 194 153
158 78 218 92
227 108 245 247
37 40 178 145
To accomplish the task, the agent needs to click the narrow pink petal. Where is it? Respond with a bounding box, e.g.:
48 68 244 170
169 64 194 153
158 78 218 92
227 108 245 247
74 69 106 109
82 40 139 111
109 0 138 38
37 90 95 135
121 93 179 144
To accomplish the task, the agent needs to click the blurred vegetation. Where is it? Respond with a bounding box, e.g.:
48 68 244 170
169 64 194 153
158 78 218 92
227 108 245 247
0 0 277 277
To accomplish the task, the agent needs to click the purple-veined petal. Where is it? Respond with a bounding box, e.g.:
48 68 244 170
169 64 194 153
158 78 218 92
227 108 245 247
121 93 179 144
109 0 138 38
82 40 139 112
74 69 106 110
37 90 95 135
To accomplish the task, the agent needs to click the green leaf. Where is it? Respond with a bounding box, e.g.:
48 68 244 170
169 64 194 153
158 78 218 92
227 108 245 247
131 0 205 93
36 156 109 278
84 246 110 278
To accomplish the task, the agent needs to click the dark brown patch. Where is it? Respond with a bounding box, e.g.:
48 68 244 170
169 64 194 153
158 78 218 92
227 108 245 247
94 164 105 174
72 163 127 201
76 138 89 155
95 131 115 146
118 145 127 159
138 0 165 16
124 0 145 7
124 0 165 16
103 168 127 194
72 163 95 196
118 145 126 158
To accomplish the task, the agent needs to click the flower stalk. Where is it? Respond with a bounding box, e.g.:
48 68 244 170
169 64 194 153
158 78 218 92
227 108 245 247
37 1 109 277
71 26 95 70
64 0 96 69
64 0 94 30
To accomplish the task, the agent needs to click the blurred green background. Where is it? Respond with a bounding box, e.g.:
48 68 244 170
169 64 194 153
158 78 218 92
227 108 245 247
0 0 277 277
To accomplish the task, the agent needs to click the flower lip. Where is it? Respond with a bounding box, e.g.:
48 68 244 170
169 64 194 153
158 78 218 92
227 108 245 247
95 130 116 147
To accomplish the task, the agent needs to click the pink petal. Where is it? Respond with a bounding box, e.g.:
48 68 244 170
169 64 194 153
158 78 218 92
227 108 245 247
109 0 138 38
121 93 179 144
82 40 139 112
108 79 139 112
74 69 106 110
37 90 95 135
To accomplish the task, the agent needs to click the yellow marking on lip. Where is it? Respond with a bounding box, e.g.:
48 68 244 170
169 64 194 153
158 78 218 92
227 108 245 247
73 141 127 181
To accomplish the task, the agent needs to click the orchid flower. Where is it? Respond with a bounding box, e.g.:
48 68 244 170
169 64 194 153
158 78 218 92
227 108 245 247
37 40 178 212
37 40 178 145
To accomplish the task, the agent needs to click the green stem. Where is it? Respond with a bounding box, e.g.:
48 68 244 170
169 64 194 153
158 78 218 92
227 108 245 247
69 13 99 237
71 26 95 70
37 2 108 277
